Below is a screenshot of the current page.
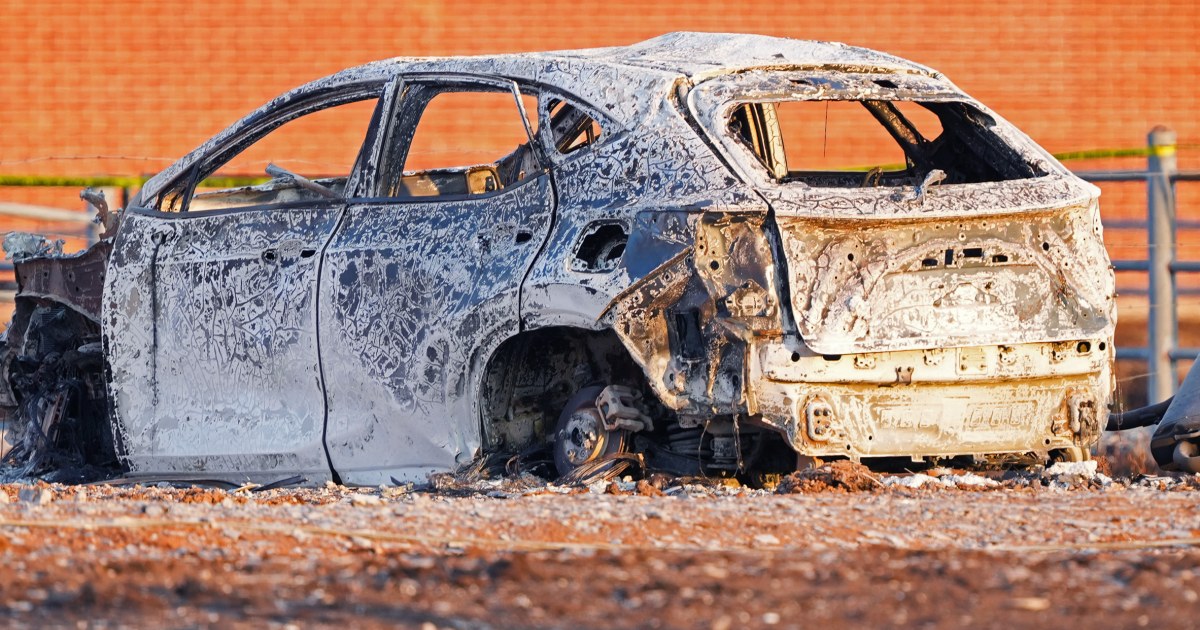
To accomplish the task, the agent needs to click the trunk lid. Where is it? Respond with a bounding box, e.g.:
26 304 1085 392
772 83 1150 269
768 178 1115 354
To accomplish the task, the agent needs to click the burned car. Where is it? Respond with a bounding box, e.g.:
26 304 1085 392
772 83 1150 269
1 32 1115 485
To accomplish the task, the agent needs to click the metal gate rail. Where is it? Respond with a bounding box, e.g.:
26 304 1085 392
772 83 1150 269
1079 127 1200 403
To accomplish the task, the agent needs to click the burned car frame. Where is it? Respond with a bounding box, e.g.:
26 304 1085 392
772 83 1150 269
2 32 1115 484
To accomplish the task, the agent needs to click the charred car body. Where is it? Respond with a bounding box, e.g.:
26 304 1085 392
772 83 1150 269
1 33 1116 484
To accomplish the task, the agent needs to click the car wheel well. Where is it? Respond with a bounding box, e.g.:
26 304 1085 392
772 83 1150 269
478 326 648 456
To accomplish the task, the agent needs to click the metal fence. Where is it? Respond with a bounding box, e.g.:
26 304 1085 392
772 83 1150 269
1078 127 1200 404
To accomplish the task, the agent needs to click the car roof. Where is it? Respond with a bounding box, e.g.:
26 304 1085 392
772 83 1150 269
322 32 942 128
633 32 933 78
136 33 942 205
370 32 937 83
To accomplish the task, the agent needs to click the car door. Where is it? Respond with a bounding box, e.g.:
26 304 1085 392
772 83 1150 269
318 78 554 484
104 83 388 481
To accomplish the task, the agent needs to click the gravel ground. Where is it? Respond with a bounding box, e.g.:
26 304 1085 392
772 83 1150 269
1 467 1199 629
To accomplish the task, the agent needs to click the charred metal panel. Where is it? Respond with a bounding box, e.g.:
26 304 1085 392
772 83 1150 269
607 211 781 416
748 340 1110 459
754 366 1109 460
520 84 756 331
14 241 111 321
103 207 340 479
319 177 553 485
550 31 936 85
774 201 1115 355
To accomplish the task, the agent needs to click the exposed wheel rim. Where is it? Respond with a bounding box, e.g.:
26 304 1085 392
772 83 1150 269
553 385 628 477
559 407 607 466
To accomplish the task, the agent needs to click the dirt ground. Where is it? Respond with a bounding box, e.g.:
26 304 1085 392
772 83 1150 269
1 469 1200 629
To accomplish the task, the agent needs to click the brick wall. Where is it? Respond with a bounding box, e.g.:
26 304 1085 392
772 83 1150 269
2 0 1195 183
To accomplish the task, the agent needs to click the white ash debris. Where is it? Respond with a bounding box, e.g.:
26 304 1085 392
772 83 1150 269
880 475 939 489
879 472 999 489
588 479 628 494
349 494 384 507
1045 460 1098 477
939 473 1001 487
1042 460 1113 488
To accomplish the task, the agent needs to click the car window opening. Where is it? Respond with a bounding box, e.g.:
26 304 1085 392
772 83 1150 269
161 96 381 212
382 88 540 198
727 99 1046 188
547 98 604 155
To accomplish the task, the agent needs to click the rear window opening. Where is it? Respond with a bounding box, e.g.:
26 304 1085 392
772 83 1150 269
726 99 1046 188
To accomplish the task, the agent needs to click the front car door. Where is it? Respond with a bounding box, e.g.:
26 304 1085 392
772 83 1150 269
319 77 554 484
104 82 388 481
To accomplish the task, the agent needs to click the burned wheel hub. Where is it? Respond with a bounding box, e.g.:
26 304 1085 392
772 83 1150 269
558 408 607 466
553 384 629 477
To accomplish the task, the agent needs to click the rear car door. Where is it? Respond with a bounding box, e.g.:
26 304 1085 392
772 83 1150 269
318 78 554 484
103 83 387 480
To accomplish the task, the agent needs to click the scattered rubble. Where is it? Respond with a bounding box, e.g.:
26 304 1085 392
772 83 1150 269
0 479 1197 626
1042 460 1114 488
776 461 881 493
879 471 1001 489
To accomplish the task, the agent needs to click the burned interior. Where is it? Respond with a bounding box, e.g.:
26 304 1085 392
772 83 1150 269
0 32 1119 486
727 98 1046 188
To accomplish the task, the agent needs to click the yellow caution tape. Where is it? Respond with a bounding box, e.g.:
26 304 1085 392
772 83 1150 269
1051 147 1154 162
1151 144 1177 158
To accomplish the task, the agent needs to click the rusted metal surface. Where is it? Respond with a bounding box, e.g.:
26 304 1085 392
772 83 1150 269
12 241 111 321
3 32 1115 483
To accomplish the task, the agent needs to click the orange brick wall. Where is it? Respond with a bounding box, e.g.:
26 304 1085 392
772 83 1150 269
1 0 1197 207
